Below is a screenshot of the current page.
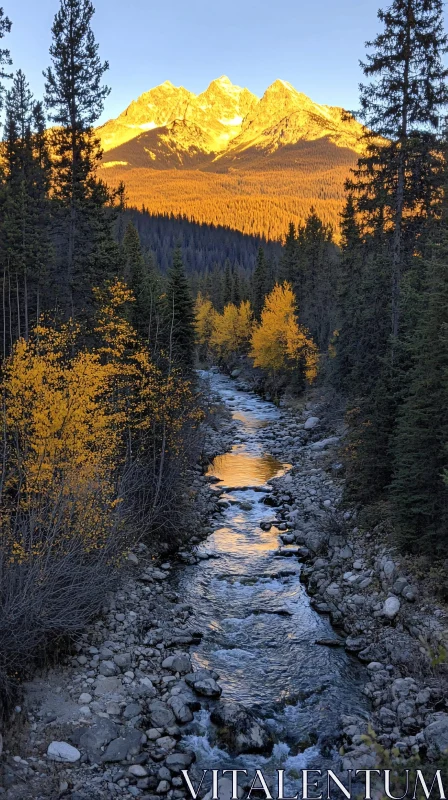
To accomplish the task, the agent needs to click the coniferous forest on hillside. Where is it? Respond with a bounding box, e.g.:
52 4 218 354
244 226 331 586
2 0 448 794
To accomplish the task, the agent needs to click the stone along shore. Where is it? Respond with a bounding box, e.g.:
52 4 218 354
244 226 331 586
2 373 448 799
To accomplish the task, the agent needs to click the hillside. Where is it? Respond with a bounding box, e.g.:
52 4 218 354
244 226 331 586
98 77 363 239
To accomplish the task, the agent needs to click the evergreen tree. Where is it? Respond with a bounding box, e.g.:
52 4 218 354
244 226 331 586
165 247 196 372
252 246 268 321
44 0 111 314
0 6 11 108
123 222 161 346
390 191 448 553
232 267 241 305
334 195 366 388
295 209 337 349
0 71 52 353
278 222 298 284
358 0 448 339
223 260 233 305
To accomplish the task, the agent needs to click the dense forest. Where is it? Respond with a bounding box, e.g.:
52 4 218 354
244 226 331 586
1 0 448 732
101 140 354 242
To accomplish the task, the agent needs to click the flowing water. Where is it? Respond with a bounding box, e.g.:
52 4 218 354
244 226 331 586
174 372 368 784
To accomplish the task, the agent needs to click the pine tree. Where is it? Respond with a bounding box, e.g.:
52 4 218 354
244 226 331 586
358 0 448 339
278 222 298 284
164 247 196 372
0 71 52 353
0 6 11 108
44 0 111 314
390 191 448 553
252 246 268 321
223 260 232 305
232 267 241 305
295 209 337 349
334 195 365 388
123 222 161 345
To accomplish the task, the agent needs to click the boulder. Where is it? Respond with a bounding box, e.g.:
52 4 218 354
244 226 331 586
193 677 222 697
309 436 340 451
162 654 192 674
383 560 395 580
304 416 320 431
167 695 194 724
383 596 400 619
79 717 119 762
185 669 222 698
101 729 142 762
424 714 448 756
99 660 117 677
47 741 81 763
210 702 274 755
165 751 195 773
114 653 132 669
148 699 176 729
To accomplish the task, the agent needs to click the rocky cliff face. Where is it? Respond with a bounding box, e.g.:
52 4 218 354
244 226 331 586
98 75 365 170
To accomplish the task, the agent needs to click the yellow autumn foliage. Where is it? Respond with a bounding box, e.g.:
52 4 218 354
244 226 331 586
250 282 318 381
1 279 203 559
210 300 254 359
194 294 216 347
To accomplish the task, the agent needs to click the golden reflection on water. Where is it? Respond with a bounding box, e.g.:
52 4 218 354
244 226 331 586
207 452 290 486
232 411 269 428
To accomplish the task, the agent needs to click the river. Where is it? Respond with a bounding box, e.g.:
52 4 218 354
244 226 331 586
174 372 368 787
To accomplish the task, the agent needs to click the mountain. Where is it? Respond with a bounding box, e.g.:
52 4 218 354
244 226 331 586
98 77 364 240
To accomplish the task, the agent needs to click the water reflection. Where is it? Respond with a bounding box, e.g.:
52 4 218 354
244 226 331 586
207 449 290 486
174 372 367 783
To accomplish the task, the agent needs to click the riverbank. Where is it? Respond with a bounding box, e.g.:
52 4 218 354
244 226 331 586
240 378 448 769
2 370 448 799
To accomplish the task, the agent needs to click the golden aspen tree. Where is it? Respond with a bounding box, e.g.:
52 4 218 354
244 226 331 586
250 282 318 382
210 300 253 360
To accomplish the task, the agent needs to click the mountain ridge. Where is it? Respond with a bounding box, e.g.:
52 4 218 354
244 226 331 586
97 77 365 240
98 76 365 168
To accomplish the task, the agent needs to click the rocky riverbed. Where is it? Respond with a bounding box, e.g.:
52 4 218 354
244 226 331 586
2 369 448 799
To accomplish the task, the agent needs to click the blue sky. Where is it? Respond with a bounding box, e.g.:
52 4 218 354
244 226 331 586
2 0 422 124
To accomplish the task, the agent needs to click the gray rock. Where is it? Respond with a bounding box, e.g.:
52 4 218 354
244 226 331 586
167 695 194 724
99 660 117 677
424 714 448 755
148 700 176 729
47 741 81 763
309 436 340 451
162 654 191 674
123 702 142 719
114 653 132 669
402 585 417 602
79 717 119 762
135 677 157 699
304 416 320 430
164 752 194 773
101 729 142 762
383 596 400 619
129 764 148 777
383 561 395 580
210 702 274 755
